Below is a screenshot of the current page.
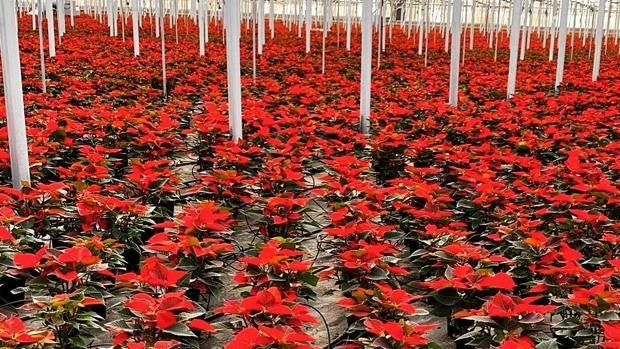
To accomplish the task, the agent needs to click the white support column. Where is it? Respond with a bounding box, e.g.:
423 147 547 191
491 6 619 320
58 0 66 38
269 0 274 39
0 0 32 188
258 0 265 53
133 0 141 56
155 0 160 37
469 0 475 50
46 0 56 57
226 0 243 141
555 0 569 88
252 0 257 82
160 0 167 98
549 0 558 61
592 0 605 80
507 0 522 98
520 0 528 60
298 0 303 37
199 0 205 55
306 0 312 52
70 0 75 28
444 0 450 52
448 0 462 106
604 0 611 53
359 0 372 134
346 0 352 50
322 0 328 73
417 0 423 55
205 0 209 43
37 0 46 93
570 3 577 59
32 0 36 30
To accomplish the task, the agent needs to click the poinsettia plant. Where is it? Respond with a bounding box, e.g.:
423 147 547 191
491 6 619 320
20 291 106 348
0 314 55 348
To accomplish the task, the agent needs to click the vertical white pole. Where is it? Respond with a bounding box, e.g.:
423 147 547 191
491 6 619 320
226 0 243 141
252 0 257 82
322 0 328 73
0 0 32 188
298 0 303 37
507 0 522 98
335 0 340 47
32 0 36 31
120 0 126 41
526 1 532 49
133 0 141 55
160 0 167 98
543 2 549 48
46 0 56 57
38 0 46 93
409 0 415 40
205 0 209 43
306 0 312 52
570 3 576 60
156 0 160 37
108 0 113 36
604 0 611 53
555 0 569 88
493 0 500 61
258 0 264 53
592 0 605 80
444 0 450 52
549 0 557 61
199 0 205 55
258 0 263 45
359 0 372 134
469 0 475 50
346 0 351 50
70 0 75 28
58 0 66 39
448 0 461 106
424 0 429 66
381 0 387 52
417 0 423 55
519 0 528 60
269 0 274 39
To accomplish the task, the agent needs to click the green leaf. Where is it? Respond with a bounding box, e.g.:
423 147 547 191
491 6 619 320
575 329 594 337
432 289 459 306
177 311 206 322
367 268 389 280
519 313 544 324
455 328 480 341
463 315 496 324
299 272 319 286
536 339 559 349
553 317 580 329
69 336 87 348
598 311 620 321
163 323 197 337
106 319 134 332
456 199 475 210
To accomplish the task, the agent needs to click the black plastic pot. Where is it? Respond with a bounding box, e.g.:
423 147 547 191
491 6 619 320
0 277 26 306
86 303 107 319
447 317 474 349
122 248 142 273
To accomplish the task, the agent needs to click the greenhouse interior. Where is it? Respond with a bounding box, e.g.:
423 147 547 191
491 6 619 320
0 0 619 348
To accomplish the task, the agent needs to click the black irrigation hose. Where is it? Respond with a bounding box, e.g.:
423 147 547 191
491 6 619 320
171 160 199 167
310 235 324 268
303 303 332 349
322 329 352 349
0 298 26 312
